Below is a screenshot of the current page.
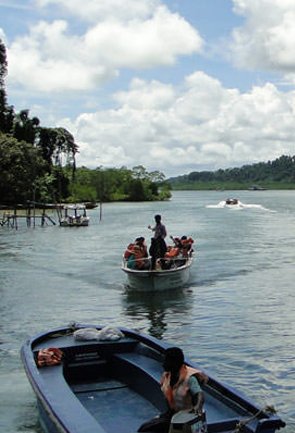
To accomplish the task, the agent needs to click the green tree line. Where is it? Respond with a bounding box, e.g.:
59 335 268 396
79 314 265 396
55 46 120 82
66 165 171 203
168 155 295 190
0 39 170 205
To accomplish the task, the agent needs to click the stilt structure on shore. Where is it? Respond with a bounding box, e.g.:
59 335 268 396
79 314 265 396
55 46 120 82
0 202 57 228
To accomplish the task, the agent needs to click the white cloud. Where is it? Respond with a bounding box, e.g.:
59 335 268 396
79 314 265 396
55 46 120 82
114 78 175 109
3 0 295 176
35 0 160 22
7 1 203 93
230 0 295 81
67 72 295 176
85 6 202 68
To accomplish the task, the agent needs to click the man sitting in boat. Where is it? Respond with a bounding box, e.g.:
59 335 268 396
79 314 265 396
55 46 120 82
124 237 149 270
138 347 207 433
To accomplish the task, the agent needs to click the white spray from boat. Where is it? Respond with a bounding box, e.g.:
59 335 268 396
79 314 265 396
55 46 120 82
206 200 275 212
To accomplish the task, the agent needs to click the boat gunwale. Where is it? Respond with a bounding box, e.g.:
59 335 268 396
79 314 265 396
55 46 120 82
21 325 286 433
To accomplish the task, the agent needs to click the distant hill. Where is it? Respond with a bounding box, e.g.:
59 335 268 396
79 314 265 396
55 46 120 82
167 155 295 190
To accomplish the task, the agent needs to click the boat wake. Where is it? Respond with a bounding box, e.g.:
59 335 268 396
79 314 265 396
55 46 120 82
206 200 274 212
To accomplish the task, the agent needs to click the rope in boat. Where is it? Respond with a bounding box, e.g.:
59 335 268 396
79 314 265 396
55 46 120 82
234 405 277 432
47 322 80 339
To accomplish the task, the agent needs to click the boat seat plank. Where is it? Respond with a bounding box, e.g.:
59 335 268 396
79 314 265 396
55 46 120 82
113 352 163 381
112 351 167 412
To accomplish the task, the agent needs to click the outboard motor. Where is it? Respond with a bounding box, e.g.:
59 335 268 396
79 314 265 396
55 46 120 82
169 410 207 433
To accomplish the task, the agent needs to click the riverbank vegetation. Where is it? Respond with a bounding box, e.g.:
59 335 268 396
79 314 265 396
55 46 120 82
168 155 295 190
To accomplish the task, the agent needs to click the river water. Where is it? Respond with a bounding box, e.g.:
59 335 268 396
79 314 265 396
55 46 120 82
0 190 294 432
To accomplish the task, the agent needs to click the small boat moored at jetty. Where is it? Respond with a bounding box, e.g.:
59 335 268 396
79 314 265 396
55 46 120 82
21 323 286 433
59 204 90 227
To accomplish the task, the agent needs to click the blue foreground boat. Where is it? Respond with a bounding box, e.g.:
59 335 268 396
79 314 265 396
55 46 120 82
21 324 285 433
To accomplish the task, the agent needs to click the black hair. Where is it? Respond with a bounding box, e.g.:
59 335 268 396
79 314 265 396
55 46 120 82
154 214 162 222
163 347 184 371
135 237 145 243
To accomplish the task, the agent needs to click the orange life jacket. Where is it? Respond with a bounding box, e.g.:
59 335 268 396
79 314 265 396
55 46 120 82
181 238 194 256
37 347 63 367
161 365 208 411
181 237 194 248
133 244 148 269
124 242 148 269
165 246 180 258
124 243 135 259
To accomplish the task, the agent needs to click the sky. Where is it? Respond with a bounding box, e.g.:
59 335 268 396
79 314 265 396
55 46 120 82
1 0 295 177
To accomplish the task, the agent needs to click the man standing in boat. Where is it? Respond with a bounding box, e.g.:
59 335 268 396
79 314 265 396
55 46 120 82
148 214 167 270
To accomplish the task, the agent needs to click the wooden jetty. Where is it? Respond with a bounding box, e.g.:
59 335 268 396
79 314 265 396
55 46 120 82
0 203 56 229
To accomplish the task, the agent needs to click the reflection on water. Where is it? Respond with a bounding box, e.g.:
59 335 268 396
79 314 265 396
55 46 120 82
122 289 193 338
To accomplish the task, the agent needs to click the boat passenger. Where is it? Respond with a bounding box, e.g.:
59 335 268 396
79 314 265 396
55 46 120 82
163 246 180 269
148 214 167 270
165 246 180 259
134 237 149 269
124 237 149 269
124 242 136 269
174 237 183 248
168 236 194 265
180 236 194 257
138 347 208 433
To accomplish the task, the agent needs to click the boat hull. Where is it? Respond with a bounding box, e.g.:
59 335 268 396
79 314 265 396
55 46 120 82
21 325 285 433
122 258 193 291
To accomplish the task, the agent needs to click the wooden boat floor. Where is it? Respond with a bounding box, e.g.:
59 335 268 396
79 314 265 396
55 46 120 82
72 378 158 433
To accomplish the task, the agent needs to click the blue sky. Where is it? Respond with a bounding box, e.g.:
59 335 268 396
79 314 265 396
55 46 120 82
1 0 295 176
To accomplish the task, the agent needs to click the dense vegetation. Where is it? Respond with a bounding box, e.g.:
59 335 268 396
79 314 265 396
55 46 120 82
65 165 171 203
168 155 295 190
0 39 170 206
